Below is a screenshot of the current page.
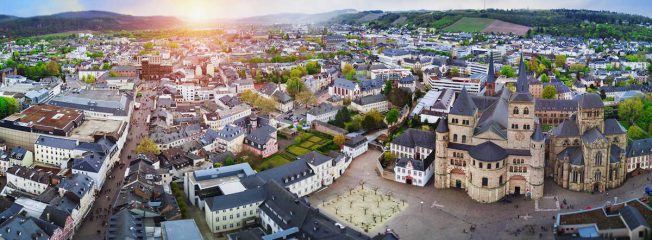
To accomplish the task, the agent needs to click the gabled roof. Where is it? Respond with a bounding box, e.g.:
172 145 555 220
552 116 580 137
582 128 606 145
575 93 604 109
450 87 477 116
391 128 435 150
620 205 651 230
604 119 626 135
298 151 333 167
557 146 584 165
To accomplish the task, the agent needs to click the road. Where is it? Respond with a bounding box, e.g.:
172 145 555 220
74 81 159 239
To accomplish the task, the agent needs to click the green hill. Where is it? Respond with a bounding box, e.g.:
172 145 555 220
442 17 495 32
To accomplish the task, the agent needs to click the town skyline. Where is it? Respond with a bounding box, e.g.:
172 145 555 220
3 0 652 21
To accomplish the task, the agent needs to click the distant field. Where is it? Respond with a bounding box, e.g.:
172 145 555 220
443 17 530 35
442 17 495 32
482 20 530 35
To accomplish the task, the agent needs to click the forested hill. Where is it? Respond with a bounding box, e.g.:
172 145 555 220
0 11 184 37
332 9 652 41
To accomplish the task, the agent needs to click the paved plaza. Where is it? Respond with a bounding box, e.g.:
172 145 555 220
309 149 652 240
319 186 408 233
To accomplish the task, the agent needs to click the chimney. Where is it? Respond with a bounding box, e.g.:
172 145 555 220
46 213 50 222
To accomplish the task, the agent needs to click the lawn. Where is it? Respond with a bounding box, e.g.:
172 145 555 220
288 146 311 156
299 141 315 149
257 153 293 171
308 136 323 143
443 17 495 32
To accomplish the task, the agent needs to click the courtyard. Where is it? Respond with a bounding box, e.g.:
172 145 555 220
319 185 408 233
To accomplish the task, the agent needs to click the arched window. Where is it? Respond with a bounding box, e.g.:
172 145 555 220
453 134 458 142
462 135 467 143
513 107 519 114
595 152 602 166
594 170 601 182
523 107 529 115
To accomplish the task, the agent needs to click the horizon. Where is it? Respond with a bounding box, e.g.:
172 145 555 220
3 0 652 21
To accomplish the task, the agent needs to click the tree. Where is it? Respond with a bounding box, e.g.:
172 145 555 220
0 97 19 119
46 61 60 76
225 156 235 166
286 77 304 97
331 108 351 128
143 42 154 50
628 125 647 140
333 134 346 149
255 97 278 113
342 63 356 80
385 108 400 125
382 151 396 167
102 62 111 70
449 67 460 77
540 73 549 83
500 65 516 78
294 90 316 106
383 80 392 95
305 61 321 75
619 98 644 124
136 137 160 155
542 85 557 99
555 55 567 68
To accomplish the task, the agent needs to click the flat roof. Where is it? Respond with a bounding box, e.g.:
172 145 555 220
8 105 83 131
161 219 203 240
69 118 125 142
218 181 246 195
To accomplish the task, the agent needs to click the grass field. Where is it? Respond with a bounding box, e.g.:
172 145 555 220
288 146 311 156
258 153 293 171
443 17 495 32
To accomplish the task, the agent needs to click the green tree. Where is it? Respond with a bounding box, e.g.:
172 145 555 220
628 125 647 140
143 42 154 50
540 73 549 83
500 65 516 78
333 134 346 149
385 108 400 125
294 90 316 106
305 61 321 75
136 137 161 155
555 55 567 68
542 85 557 99
286 77 304 97
254 97 278 113
101 62 111 70
383 80 392 95
342 63 356 80
450 67 460 77
619 98 644 124
331 108 351 128
46 61 60 76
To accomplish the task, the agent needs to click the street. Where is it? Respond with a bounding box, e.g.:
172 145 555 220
74 81 159 239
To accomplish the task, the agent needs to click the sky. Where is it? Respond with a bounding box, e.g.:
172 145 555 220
2 0 652 21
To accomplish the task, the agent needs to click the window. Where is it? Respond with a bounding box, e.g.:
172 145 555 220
499 175 503 184
488 164 492 169
523 107 529 115
479 162 483 168
595 152 602 166
482 177 488 187
512 124 519 129
594 170 601 182
513 107 519 114
462 135 467 143
462 119 469 125
496 162 500 168
453 134 458 142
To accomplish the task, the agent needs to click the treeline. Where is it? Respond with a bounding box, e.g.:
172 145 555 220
335 9 652 41
0 97 20 119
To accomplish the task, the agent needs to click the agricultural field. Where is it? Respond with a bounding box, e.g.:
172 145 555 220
442 17 495 32
443 17 529 35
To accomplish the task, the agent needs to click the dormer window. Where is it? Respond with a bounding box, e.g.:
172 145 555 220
513 107 519 114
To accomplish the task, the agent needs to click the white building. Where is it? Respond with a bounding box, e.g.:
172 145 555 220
391 129 436 187
2 166 53 196
306 103 340 124
350 94 389 113
342 135 368 159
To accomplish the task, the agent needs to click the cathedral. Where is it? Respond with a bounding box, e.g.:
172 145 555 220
549 94 628 192
434 54 545 203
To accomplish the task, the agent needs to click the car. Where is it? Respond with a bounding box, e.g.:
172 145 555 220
645 187 652 196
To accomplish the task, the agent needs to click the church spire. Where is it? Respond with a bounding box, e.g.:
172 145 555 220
486 51 495 84
516 52 529 93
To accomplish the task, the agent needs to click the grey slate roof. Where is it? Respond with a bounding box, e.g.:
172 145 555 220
531 124 545 141
552 116 580 137
245 125 276 146
557 146 584 165
35 135 78 149
582 128 606 144
604 119 626 135
450 87 477 116
307 103 340 116
344 135 368 148
298 151 333 166
396 151 435 171
627 138 652 158
486 52 496 84
436 118 449 133
575 93 604 109
354 94 387 105
360 78 384 92
535 99 577 112
610 144 623 163
620 205 651 230
333 78 357 90
391 128 435 150
205 187 265 212
469 141 507 162
107 208 145 240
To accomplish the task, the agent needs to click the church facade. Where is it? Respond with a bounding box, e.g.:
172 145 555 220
549 94 627 192
434 55 545 203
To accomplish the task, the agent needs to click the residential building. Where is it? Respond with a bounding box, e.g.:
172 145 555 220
391 129 436 187
626 138 652 174
351 94 389 113
306 103 340 124
343 135 368 159
243 125 278 158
